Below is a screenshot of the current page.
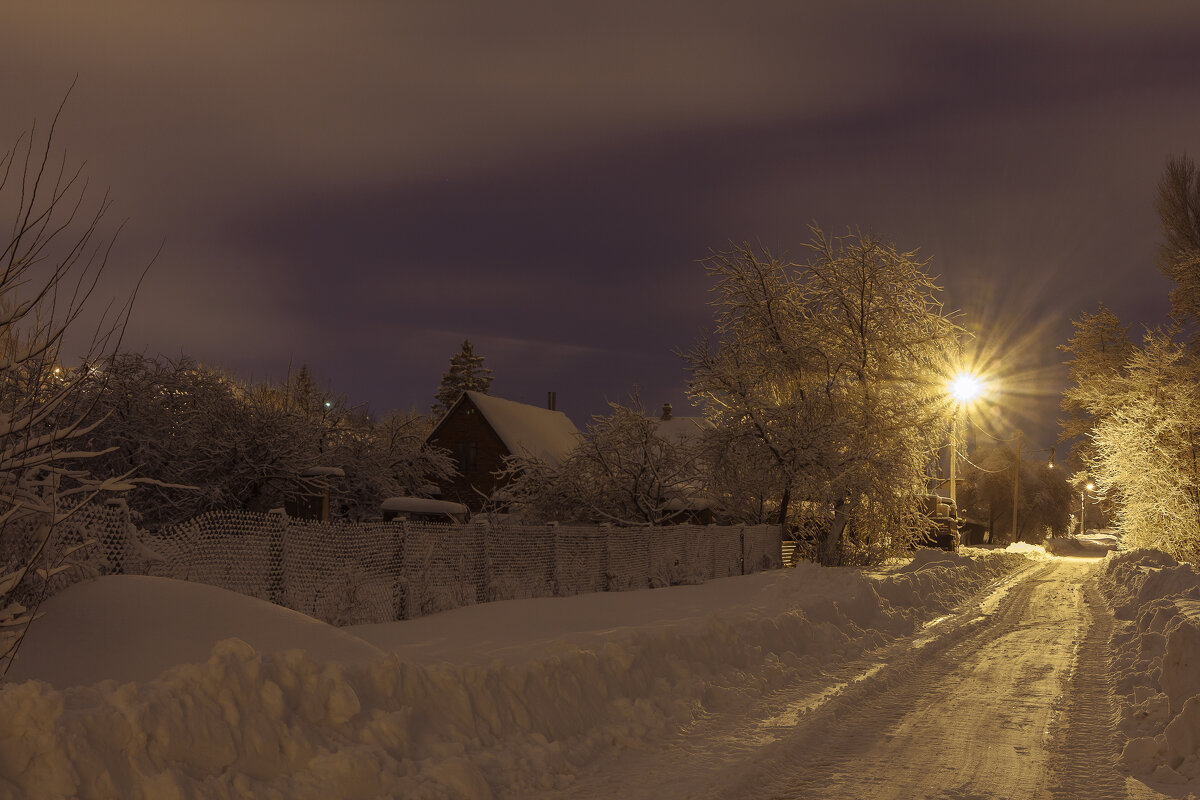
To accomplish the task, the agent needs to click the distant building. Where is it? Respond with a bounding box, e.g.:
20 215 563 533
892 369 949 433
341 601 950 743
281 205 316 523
426 391 579 510
284 466 345 522
651 402 717 524
652 402 712 443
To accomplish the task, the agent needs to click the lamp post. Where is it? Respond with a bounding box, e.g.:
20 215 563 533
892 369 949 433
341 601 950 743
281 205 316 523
1080 481 1095 535
948 373 982 508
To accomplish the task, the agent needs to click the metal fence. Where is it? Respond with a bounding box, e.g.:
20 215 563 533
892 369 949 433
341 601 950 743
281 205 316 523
85 506 782 625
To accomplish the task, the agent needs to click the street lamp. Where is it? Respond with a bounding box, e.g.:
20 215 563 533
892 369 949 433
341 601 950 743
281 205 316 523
947 372 982 508
1080 481 1095 535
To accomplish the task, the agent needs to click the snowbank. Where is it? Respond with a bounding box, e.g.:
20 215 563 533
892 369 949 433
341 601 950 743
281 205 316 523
1099 549 1200 785
8 576 386 687
1044 533 1119 558
2 550 1030 799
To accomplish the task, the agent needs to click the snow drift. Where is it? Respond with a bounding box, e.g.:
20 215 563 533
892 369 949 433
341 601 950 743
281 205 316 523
1100 548 1200 785
2 549 1029 799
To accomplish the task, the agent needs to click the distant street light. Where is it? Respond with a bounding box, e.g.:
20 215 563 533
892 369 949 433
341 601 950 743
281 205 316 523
1080 481 1095 535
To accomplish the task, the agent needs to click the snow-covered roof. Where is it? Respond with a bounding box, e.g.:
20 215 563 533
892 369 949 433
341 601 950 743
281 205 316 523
464 391 580 464
653 416 713 443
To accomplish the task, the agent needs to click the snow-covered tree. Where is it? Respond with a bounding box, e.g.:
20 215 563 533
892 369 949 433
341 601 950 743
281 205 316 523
1 96 145 679
1088 333 1200 560
701 422 787 525
432 339 493 417
324 409 455 522
1059 304 1134 468
1055 156 1200 560
78 355 315 527
497 396 705 525
684 228 962 566
81 356 455 528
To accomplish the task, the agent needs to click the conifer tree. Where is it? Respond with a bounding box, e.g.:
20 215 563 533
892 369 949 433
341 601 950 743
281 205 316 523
432 339 494 417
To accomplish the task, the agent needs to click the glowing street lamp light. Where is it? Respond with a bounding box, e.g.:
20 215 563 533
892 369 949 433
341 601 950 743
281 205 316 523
949 373 982 405
1080 481 1095 535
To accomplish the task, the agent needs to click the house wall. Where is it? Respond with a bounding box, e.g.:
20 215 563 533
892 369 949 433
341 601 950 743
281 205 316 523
427 395 511 509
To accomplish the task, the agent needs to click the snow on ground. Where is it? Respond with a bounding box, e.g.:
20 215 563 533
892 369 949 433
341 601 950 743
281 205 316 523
1046 531 1122 558
1098 547 1200 787
1 548 1031 799
8 577 386 687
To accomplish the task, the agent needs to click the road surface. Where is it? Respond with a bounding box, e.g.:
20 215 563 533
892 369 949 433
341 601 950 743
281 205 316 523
536 556 1158 800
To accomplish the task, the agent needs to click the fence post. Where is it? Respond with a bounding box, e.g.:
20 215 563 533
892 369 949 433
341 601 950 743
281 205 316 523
547 522 559 597
102 498 130 575
266 508 287 606
391 519 407 621
598 525 609 592
474 519 489 606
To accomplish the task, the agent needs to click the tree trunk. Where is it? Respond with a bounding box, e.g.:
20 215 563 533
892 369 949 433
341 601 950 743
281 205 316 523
820 499 849 566
778 486 791 527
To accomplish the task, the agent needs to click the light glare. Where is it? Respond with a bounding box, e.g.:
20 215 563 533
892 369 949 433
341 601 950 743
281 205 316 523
949 372 982 404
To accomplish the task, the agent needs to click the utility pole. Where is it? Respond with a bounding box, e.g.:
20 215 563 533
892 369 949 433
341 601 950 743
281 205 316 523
949 411 958 507
1010 429 1022 542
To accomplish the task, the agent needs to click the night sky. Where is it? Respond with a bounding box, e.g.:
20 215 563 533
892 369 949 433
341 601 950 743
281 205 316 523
8 2 1200 451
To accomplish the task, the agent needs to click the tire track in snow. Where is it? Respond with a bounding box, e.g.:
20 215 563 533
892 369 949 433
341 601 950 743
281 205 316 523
533 559 1046 800
713 559 1101 800
1045 579 1128 799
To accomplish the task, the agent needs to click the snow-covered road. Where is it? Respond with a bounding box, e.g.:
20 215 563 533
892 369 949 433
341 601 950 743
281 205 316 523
536 558 1130 800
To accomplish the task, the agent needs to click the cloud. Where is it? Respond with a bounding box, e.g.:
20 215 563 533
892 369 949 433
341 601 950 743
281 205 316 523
4 0 1200 434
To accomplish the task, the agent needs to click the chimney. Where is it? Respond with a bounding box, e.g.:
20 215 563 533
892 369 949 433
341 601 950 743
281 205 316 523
547 391 557 411
661 402 673 421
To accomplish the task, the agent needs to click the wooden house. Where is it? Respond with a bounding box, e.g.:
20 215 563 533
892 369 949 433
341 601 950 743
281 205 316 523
426 391 580 510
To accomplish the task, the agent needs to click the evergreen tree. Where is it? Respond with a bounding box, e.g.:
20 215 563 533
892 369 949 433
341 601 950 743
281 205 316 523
432 339 494 417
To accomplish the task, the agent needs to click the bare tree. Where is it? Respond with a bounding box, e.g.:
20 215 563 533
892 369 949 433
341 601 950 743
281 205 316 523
0 92 148 678
1156 154 1200 334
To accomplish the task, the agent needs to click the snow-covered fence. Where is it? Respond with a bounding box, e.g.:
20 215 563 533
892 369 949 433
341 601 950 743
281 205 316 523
91 506 782 625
